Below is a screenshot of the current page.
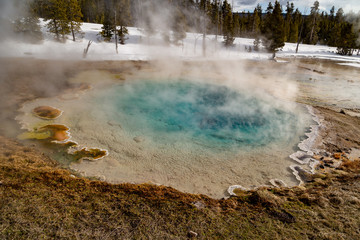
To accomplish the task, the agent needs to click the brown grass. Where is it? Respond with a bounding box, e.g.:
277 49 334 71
1 135 360 239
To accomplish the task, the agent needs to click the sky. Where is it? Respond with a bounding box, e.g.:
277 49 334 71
232 0 360 14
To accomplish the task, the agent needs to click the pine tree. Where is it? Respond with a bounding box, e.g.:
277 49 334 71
210 0 220 35
317 11 329 44
306 1 320 44
261 2 273 35
100 1 114 41
262 1 285 56
251 7 261 37
13 0 43 43
270 1 285 52
66 0 83 41
336 22 357 55
114 0 131 45
327 6 338 46
222 0 234 47
289 8 301 43
284 2 294 42
172 8 187 45
233 14 240 37
256 4 262 24
44 0 70 41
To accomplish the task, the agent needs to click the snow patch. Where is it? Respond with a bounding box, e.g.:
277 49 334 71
1 20 359 63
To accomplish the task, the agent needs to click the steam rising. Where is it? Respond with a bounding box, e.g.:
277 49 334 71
346 11 360 45
0 0 29 41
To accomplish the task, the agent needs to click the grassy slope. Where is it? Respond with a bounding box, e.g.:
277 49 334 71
1 135 360 239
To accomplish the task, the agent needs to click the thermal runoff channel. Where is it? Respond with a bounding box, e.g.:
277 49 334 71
103 80 298 150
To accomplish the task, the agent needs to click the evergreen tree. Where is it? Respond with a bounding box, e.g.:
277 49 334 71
252 7 261 37
233 13 240 37
221 0 234 47
256 4 262 24
172 8 187 45
317 11 329 44
43 0 70 41
262 1 285 56
289 8 301 43
336 22 357 55
327 8 344 47
305 1 320 44
284 2 294 42
261 1 273 35
210 0 220 35
79 0 101 23
114 0 131 45
66 0 83 41
239 11 247 36
13 0 43 43
100 1 114 41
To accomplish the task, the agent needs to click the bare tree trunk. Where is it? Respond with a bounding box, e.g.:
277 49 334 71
71 22 75 42
83 40 92 58
215 4 219 51
309 17 316 44
54 19 59 41
114 11 118 54
296 16 304 53
203 20 206 57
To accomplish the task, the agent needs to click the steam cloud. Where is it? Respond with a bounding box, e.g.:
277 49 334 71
346 11 360 45
0 0 30 41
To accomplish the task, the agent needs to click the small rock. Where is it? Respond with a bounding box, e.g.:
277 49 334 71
192 201 205 209
70 175 76 178
333 152 342 159
340 109 346 114
188 231 198 238
313 155 323 160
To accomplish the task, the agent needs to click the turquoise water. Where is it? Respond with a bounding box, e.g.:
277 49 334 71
98 79 299 151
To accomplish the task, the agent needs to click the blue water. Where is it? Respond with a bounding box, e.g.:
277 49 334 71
99 80 298 150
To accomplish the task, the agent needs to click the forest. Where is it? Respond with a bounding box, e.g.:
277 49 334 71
10 0 360 55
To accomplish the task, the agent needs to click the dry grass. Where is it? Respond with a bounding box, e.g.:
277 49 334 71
1 135 360 239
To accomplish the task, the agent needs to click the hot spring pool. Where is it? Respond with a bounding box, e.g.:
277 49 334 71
17 78 313 198
100 80 298 150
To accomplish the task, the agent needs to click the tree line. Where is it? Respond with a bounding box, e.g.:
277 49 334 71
11 0 360 56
